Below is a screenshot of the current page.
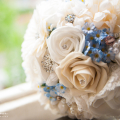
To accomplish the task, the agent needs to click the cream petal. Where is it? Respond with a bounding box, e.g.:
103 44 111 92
47 27 85 64
90 4 99 15
56 67 73 88
71 65 89 72
46 72 59 86
94 12 106 22
74 17 85 28
99 0 112 12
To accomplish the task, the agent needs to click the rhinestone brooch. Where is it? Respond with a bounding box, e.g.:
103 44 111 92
65 14 75 23
41 54 55 73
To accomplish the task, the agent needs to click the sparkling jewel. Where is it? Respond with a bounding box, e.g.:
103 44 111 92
113 48 119 54
62 44 67 49
80 80 85 85
113 42 119 48
41 54 55 73
65 14 75 23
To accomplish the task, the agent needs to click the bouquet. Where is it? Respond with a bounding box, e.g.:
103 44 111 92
22 0 120 119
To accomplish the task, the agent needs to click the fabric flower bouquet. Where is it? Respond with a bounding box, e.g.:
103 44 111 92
22 0 120 119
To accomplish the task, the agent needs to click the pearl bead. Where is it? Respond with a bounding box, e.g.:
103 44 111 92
108 47 113 52
58 100 68 114
113 48 119 54
113 42 119 48
62 44 67 49
117 39 120 46
70 107 75 114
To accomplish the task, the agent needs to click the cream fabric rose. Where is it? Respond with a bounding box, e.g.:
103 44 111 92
47 26 85 64
56 52 109 96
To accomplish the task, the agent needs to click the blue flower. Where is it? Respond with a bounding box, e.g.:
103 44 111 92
80 0 85 3
43 86 55 92
94 30 108 42
83 41 90 52
91 40 100 49
46 23 52 32
45 93 57 101
102 28 113 36
82 22 96 34
84 46 93 56
91 48 104 62
99 45 107 53
55 83 66 94
100 38 106 46
104 51 115 63
85 32 96 43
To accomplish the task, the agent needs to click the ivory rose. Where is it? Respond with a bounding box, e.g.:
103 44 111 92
47 26 85 64
56 52 109 96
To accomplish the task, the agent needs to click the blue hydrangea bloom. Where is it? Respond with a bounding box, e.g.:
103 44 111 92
82 22 96 34
104 51 115 63
91 48 104 62
45 93 57 101
55 83 66 94
83 41 91 52
94 30 108 42
43 86 55 92
84 46 93 56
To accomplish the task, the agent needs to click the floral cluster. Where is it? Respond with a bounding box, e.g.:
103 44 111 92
39 83 66 102
82 22 115 63
22 0 120 120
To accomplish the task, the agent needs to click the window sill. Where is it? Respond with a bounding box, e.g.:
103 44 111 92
0 83 62 120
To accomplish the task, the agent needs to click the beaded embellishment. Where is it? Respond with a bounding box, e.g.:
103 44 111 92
41 54 55 73
65 14 75 23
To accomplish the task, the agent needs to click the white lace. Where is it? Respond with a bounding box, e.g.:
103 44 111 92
89 63 120 105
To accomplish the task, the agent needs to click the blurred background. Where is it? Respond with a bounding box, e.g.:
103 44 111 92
0 0 41 90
